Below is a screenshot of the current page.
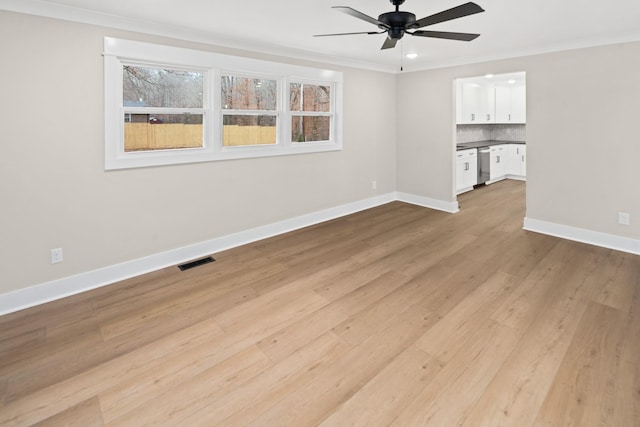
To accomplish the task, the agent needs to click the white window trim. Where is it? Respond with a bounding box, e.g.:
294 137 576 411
104 37 343 170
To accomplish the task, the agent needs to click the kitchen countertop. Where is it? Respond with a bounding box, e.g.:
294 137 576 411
457 140 526 151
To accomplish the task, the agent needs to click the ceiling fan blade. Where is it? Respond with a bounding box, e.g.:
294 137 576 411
333 6 389 28
314 31 384 37
381 37 398 50
411 30 480 41
412 2 484 29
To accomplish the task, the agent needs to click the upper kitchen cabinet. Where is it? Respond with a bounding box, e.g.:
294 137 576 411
457 82 495 124
495 85 526 123
456 72 526 124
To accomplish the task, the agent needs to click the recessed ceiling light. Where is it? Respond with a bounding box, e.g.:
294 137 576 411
406 53 418 59
508 79 516 84
485 74 494 79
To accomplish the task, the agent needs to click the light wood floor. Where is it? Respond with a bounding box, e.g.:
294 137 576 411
1 180 639 426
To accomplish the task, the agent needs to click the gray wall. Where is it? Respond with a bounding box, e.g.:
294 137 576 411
397 42 640 240
2 9 639 299
0 11 397 295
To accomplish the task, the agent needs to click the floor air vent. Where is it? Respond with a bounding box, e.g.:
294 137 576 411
178 256 215 271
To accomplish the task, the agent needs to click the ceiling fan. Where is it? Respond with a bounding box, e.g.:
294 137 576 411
314 0 485 50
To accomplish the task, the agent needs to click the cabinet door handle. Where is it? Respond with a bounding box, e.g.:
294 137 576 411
471 113 475 121
487 114 491 121
509 113 511 121
465 162 469 171
522 155 525 162
497 155 500 163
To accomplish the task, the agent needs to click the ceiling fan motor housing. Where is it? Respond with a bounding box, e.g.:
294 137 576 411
378 11 416 39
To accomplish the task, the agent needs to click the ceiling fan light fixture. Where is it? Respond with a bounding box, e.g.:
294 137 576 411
314 1 485 50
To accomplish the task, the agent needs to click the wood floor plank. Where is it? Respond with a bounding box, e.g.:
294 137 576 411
32 397 104 427
242 303 440 426
0 319 223 426
415 270 517 362
257 270 409 362
490 239 603 332
459 247 605 427
1 327 105 401
311 254 398 302
590 251 639 312
490 259 566 331
0 326 46 360
101 344 273 426
0 378 6 407
391 319 520 426
332 264 456 346
99 283 257 340
214 283 328 331
318 345 440 427
533 301 628 427
1 180 639 425
179 332 351 427
97 337 270 422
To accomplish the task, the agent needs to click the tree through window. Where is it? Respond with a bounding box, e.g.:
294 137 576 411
290 83 332 143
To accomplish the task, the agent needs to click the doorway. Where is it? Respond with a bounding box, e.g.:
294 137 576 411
454 71 527 210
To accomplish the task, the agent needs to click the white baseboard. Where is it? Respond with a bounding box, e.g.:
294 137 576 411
523 217 640 256
396 192 460 213
456 186 474 195
2 192 425 316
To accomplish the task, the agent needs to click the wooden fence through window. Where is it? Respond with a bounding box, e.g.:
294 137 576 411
124 123 277 151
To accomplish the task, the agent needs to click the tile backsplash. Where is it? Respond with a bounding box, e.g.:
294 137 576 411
457 124 526 143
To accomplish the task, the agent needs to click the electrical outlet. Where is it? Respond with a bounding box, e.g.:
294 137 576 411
372 180 377 190
618 212 630 226
51 248 63 264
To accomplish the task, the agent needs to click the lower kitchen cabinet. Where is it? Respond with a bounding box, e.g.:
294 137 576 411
506 144 526 179
456 143 526 195
489 145 507 181
456 148 478 194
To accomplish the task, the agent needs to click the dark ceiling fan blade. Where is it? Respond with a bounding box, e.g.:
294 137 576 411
411 2 484 29
381 37 398 50
411 30 480 41
333 6 389 28
314 31 385 37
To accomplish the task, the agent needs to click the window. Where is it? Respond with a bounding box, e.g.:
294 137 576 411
104 37 343 170
123 65 205 152
290 83 332 143
221 76 278 147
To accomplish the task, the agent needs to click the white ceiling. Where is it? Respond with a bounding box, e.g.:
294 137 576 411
4 0 640 72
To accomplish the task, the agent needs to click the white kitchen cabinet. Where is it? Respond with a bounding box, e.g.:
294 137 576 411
495 85 526 123
456 148 478 194
504 144 526 178
511 86 526 123
489 145 507 182
457 82 495 124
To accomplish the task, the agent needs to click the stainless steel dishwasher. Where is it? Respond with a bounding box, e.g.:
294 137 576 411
478 148 490 184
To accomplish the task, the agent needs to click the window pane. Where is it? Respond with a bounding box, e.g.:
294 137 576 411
222 76 277 110
123 65 203 108
290 83 331 112
291 116 330 142
124 113 203 152
223 115 276 146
